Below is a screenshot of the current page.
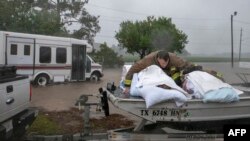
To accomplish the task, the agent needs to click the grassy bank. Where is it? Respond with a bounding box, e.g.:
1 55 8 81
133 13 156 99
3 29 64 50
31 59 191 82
27 108 134 135
27 114 63 135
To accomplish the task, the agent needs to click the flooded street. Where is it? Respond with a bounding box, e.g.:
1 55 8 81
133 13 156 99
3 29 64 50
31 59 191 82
31 67 141 122
197 62 245 84
31 62 246 122
31 68 122 111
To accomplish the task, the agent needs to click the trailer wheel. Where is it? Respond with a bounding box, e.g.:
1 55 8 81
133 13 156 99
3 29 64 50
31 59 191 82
35 74 49 86
90 72 100 81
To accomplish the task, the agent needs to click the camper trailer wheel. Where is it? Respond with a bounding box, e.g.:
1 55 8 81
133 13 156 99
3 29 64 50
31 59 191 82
90 72 100 81
35 74 49 86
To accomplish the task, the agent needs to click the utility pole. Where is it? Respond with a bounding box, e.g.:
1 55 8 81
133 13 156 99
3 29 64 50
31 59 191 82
231 11 237 68
239 28 243 61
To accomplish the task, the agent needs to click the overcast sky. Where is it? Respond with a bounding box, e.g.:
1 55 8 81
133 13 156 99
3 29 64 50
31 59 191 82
83 0 250 55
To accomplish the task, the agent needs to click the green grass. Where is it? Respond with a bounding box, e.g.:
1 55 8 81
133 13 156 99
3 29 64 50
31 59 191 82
27 114 63 135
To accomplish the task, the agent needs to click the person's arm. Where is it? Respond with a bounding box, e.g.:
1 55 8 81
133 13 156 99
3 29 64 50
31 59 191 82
124 59 150 87
123 52 157 94
123 60 150 94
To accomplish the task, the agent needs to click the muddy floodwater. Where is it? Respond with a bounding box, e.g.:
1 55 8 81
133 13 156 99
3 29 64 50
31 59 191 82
31 62 246 122
31 67 141 121
31 68 121 111
197 62 245 84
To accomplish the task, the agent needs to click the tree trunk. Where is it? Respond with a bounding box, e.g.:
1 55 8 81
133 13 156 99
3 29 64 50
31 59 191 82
139 50 146 59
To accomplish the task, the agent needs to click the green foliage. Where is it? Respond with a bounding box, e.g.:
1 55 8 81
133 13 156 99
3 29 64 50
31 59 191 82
0 0 100 44
122 54 140 63
90 43 124 68
115 16 188 59
27 114 63 135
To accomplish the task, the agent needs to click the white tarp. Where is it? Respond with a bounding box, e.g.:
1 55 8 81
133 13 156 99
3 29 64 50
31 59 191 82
130 65 188 108
186 71 243 97
121 65 132 81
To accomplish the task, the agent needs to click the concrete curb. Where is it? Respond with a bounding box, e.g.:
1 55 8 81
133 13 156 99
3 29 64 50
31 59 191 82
26 133 108 141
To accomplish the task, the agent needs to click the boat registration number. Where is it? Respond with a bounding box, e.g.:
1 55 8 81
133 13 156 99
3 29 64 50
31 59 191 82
140 108 189 117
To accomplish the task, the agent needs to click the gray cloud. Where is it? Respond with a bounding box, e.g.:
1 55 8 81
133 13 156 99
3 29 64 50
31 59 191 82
84 0 250 55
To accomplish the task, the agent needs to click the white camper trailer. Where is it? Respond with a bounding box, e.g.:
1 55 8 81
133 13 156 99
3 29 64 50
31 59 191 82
0 31 103 85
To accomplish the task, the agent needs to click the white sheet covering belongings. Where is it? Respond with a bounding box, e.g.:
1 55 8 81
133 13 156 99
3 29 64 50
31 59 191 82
120 65 243 108
129 65 189 108
184 71 243 102
120 65 132 89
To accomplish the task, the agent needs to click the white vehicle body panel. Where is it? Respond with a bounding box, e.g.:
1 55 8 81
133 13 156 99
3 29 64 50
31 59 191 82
0 31 103 84
0 77 30 123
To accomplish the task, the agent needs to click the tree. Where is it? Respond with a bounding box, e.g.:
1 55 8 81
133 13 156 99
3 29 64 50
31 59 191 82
51 0 101 44
0 0 100 44
115 16 188 59
90 43 124 68
0 0 63 34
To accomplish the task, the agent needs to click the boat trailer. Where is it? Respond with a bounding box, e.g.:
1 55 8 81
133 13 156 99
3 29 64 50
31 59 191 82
73 82 250 140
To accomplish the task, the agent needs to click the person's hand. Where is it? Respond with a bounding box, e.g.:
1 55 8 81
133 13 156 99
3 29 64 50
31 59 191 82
123 87 130 95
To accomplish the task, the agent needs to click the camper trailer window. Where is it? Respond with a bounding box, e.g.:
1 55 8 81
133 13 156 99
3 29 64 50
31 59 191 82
56 48 67 63
10 44 17 55
24 45 30 56
40 47 51 63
